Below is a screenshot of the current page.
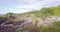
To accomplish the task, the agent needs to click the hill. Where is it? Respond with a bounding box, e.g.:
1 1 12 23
0 5 60 32
15 5 60 18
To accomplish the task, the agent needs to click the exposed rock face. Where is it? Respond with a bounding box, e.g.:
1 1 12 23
0 18 8 25
0 16 33 32
0 16 25 32
0 16 60 32
0 25 16 32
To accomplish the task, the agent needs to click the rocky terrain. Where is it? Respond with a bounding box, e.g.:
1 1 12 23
0 15 60 32
0 5 60 32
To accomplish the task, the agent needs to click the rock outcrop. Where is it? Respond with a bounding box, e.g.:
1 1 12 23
0 16 60 32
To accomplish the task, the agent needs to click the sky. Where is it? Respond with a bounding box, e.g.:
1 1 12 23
0 0 60 14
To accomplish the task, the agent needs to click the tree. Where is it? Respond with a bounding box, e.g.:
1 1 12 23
4 13 14 18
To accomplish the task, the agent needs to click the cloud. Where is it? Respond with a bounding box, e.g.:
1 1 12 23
42 0 60 7
15 0 43 11
0 0 60 14
16 0 60 11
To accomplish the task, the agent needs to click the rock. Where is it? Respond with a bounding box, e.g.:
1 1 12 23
0 25 16 32
23 30 29 32
0 18 7 25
